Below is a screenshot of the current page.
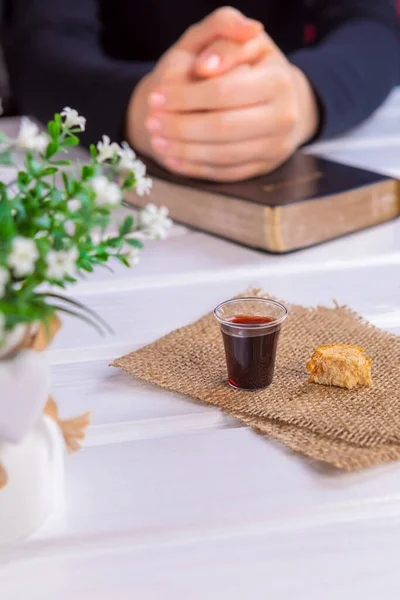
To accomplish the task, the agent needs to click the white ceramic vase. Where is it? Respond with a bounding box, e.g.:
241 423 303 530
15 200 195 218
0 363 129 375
0 415 65 546
0 325 65 546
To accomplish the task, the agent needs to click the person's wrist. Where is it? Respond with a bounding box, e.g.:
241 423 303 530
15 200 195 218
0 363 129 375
125 73 154 156
290 65 319 145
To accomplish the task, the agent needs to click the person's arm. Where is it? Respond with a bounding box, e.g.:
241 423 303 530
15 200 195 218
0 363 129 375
289 0 400 139
3 0 155 145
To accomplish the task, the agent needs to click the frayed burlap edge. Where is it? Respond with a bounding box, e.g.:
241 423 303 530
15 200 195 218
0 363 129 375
233 414 400 471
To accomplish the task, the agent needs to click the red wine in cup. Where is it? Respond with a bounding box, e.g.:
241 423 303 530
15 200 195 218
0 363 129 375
222 315 280 390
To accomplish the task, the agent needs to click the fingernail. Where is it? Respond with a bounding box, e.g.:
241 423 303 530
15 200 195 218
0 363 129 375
166 157 182 170
149 92 166 108
146 117 162 132
151 136 169 151
201 54 221 73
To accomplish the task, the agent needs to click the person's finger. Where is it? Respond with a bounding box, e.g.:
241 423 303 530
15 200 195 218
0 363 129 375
193 32 275 78
149 64 291 112
175 7 263 54
160 158 279 182
155 47 196 83
150 135 287 167
145 102 297 143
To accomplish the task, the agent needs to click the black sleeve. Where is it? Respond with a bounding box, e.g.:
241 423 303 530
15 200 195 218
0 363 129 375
289 0 400 139
3 0 155 146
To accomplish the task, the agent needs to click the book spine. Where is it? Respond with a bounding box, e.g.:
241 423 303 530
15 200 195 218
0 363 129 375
264 207 286 252
278 179 399 252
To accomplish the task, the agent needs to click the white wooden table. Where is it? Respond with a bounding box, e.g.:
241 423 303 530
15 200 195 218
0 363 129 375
2 89 400 599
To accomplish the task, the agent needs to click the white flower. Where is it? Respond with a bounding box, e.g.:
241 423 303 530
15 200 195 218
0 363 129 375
132 159 146 180
8 237 39 277
46 247 78 280
139 204 172 239
122 157 152 196
0 266 9 298
117 141 137 172
123 245 140 267
135 176 153 197
15 118 49 153
96 135 120 163
91 175 122 206
60 107 86 131
67 198 81 212
64 220 76 236
35 136 50 153
116 147 152 196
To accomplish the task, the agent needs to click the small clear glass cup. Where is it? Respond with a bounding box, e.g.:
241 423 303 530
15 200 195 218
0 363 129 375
214 298 288 391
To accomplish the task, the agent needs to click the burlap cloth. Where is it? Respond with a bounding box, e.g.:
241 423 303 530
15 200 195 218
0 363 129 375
112 290 400 470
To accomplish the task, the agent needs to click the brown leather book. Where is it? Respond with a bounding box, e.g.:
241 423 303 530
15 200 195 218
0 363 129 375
124 152 400 253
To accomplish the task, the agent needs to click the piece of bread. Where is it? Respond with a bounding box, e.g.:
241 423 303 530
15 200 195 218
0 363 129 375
306 344 372 389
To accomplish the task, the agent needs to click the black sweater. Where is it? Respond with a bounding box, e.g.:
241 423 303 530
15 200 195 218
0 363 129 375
3 0 400 147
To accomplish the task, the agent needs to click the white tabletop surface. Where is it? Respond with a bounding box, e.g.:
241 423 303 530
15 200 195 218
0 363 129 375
1 89 400 599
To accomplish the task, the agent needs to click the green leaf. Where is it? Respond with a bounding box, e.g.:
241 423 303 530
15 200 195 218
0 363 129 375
36 292 113 334
25 151 33 171
64 275 78 284
94 253 109 262
49 280 66 289
54 113 62 128
63 135 79 147
0 151 13 166
62 172 71 194
18 280 39 302
39 167 58 177
48 120 60 140
0 181 7 197
94 206 110 216
71 180 82 197
90 144 98 160
53 231 64 250
125 237 143 249
35 235 51 252
14 201 27 221
50 188 63 207
0 199 15 241
46 141 59 159
122 172 135 189
29 158 41 175
119 214 133 236
79 259 94 272
115 255 130 268
105 237 123 248
34 214 51 229
46 305 105 336
50 159 72 166
82 165 95 181
17 171 30 186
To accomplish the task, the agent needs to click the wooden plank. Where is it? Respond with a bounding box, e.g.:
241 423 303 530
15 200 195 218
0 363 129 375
51 359 217 426
3 514 400 599
3 427 400 559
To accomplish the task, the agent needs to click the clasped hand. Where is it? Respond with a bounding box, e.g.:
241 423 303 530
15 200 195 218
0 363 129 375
128 7 319 182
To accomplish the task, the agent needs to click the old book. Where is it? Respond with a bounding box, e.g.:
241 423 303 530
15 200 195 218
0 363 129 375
124 152 400 253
